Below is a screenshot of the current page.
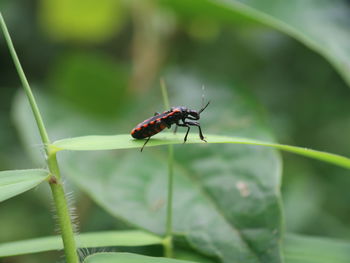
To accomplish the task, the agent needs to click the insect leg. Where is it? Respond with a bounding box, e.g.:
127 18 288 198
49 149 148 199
183 125 191 142
183 121 206 142
175 122 190 142
140 137 151 152
186 116 199 120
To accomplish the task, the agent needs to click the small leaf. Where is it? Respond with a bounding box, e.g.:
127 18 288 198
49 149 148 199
0 169 49 202
52 133 350 169
0 231 162 257
84 252 199 263
284 233 350 263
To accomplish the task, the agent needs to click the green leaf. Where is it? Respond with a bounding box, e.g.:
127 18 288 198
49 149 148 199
284 233 350 263
52 133 350 169
163 0 350 87
174 248 218 263
84 252 198 263
0 231 162 257
0 169 49 202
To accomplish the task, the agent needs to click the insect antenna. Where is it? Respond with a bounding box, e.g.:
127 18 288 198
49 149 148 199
198 100 210 114
198 85 210 114
202 85 205 106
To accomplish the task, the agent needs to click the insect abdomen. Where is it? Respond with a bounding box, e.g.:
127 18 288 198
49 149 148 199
131 120 167 139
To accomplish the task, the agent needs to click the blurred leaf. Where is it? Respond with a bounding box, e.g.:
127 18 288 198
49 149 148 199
163 0 350 87
284 233 350 263
39 0 123 43
0 169 49 202
66 147 280 262
282 164 323 233
50 52 128 118
84 252 198 263
61 148 282 263
0 231 162 257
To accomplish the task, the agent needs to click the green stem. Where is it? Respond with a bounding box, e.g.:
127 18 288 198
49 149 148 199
0 13 79 263
160 78 170 109
165 144 174 257
48 152 79 263
163 235 173 258
160 78 174 258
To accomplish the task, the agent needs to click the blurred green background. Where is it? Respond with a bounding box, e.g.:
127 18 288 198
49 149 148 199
1 0 350 262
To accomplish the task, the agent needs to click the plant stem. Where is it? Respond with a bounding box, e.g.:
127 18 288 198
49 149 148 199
160 78 174 258
164 144 174 258
48 152 79 263
129 1 167 92
160 78 170 109
0 13 79 263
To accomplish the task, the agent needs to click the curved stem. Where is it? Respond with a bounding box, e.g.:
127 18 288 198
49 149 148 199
0 13 50 148
0 13 79 263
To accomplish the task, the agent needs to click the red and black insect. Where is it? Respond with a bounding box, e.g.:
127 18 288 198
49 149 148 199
131 101 210 151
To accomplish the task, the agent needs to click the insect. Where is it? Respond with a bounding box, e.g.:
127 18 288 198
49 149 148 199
131 101 210 151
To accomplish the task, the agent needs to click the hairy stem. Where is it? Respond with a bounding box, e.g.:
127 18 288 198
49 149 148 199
0 13 79 263
48 151 78 263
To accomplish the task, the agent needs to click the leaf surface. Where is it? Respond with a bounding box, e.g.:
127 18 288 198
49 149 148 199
52 133 350 169
0 231 162 257
84 252 198 263
0 169 49 202
284 234 350 263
